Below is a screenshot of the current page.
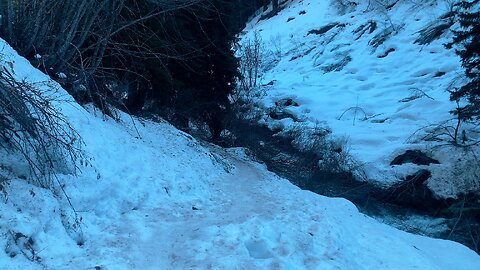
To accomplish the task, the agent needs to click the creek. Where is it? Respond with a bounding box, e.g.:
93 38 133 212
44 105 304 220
221 117 480 253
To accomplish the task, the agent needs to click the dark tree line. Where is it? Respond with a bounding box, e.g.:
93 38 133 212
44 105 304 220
0 0 278 140
450 0 480 123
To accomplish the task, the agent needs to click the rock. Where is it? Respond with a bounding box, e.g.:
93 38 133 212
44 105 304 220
308 23 339 35
275 98 299 107
269 109 297 121
390 150 440 166
262 80 275 86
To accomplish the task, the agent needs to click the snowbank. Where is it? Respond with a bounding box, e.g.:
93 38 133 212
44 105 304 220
238 0 480 197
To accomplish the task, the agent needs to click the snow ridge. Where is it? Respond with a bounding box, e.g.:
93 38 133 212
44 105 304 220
239 0 480 197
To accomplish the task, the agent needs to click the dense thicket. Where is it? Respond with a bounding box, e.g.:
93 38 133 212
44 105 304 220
450 0 480 122
0 0 275 139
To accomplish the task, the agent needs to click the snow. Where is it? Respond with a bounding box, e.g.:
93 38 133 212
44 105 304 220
0 14 480 270
238 0 480 197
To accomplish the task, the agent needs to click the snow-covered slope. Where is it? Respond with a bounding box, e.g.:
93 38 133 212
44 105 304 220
239 0 479 197
0 36 479 268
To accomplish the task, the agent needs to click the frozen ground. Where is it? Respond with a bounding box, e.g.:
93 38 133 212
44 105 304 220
238 0 480 197
0 37 479 269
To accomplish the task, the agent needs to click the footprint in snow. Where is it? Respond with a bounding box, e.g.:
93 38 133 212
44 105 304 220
245 239 273 259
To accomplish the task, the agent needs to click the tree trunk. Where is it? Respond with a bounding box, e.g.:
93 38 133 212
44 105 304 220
272 0 279 12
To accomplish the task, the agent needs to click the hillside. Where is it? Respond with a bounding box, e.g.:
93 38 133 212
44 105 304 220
0 35 479 269
238 0 479 198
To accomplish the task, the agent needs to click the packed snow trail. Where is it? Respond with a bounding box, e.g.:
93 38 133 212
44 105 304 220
61 147 480 270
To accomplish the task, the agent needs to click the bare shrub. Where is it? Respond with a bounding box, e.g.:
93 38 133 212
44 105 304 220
0 0 206 113
0 68 83 187
0 0 203 71
276 123 360 174
364 0 409 12
269 34 283 59
238 31 263 91
331 0 359 15
231 31 273 110
369 27 396 49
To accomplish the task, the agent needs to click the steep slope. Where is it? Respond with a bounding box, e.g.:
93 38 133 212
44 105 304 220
239 0 479 197
0 37 479 268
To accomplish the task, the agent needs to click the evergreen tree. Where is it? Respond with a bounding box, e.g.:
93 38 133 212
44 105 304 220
272 0 279 12
450 0 480 121
130 0 240 139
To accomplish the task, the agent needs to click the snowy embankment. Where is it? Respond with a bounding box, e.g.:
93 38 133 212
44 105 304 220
239 0 479 198
0 38 479 268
